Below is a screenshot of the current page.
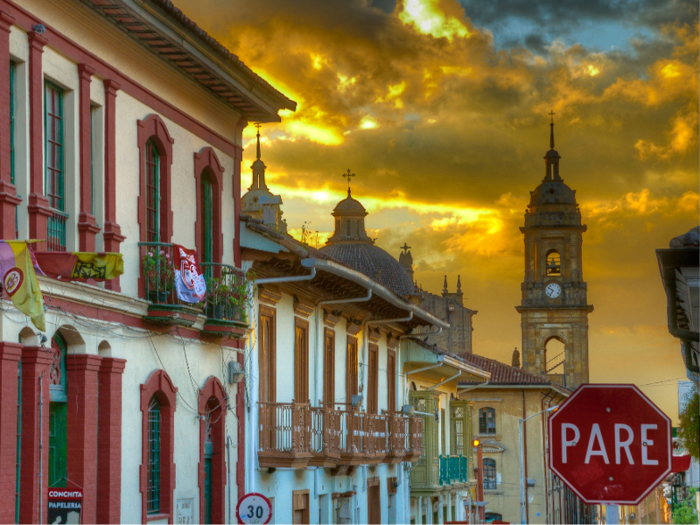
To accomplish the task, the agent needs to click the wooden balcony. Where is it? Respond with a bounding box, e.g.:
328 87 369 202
405 416 423 462
336 409 388 467
258 401 312 469
309 405 341 467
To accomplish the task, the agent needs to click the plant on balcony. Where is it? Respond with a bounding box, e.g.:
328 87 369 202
142 250 174 303
205 271 252 322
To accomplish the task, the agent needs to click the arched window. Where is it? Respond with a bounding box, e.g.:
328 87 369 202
48 333 68 487
200 171 213 264
483 458 497 490
479 407 496 434
145 140 160 242
546 250 561 276
199 377 227 524
146 396 161 514
140 370 177 522
545 337 566 376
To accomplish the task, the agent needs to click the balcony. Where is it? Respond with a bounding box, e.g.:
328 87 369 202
258 401 313 469
257 402 420 472
385 412 423 464
200 263 249 337
139 242 201 326
439 455 469 487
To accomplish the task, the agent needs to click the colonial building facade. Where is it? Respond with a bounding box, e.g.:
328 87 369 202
0 0 292 522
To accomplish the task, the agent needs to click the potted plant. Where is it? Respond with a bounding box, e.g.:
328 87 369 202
204 277 229 319
142 249 174 303
205 270 253 322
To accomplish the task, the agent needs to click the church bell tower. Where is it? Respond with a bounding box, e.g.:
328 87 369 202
516 116 593 388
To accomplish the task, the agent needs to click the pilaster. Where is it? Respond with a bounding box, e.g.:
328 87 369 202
77 64 100 251
0 343 22 523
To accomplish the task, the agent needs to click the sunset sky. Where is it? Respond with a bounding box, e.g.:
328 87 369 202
178 0 699 422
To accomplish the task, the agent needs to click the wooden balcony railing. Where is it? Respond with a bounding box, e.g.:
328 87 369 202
258 402 420 470
309 405 341 467
258 401 312 469
384 412 409 464
406 416 423 462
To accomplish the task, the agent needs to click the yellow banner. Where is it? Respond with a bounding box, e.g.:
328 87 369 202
1 241 45 331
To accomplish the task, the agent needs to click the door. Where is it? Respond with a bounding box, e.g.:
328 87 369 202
367 483 381 524
49 402 67 488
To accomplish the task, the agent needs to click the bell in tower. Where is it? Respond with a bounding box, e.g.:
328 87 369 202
515 114 594 388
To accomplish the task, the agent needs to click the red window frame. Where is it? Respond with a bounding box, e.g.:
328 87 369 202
140 370 177 524
198 377 227 524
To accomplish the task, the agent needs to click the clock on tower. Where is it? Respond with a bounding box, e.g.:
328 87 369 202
515 115 594 388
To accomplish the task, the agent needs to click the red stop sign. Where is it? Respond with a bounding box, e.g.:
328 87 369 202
548 384 672 505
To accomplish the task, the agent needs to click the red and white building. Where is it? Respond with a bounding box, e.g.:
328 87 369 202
0 0 293 522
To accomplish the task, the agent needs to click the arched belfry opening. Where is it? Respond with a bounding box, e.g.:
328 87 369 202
546 250 561 276
544 336 566 384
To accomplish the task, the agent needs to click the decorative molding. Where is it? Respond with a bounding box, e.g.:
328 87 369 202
368 327 381 343
346 320 362 336
293 296 314 319
323 309 341 328
259 304 276 318
258 285 282 305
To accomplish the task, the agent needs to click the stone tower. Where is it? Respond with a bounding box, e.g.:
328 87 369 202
241 125 287 233
515 118 593 388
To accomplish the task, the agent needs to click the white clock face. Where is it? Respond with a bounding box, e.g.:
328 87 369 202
545 283 562 298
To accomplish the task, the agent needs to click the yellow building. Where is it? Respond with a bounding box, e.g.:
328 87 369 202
458 353 594 524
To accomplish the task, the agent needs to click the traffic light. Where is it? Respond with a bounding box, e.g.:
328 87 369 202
472 438 480 447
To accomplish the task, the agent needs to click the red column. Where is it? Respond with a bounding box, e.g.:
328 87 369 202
19 346 51 524
27 31 51 243
102 79 124 291
0 12 21 239
66 354 101 523
0 343 22 523
96 357 125 524
77 64 99 251
476 445 485 522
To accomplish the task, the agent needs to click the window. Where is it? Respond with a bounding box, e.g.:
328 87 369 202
294 318 309 403
450 405 466 454
368 344 378 414
200 171 213 264
259 306 276 403
293 490 309 525
323 328 335 405
145 140 160 242
479 407 496 435
483 458 497 490
199 377 227 524
140 370 177 522
346 336 358 403
147 396 161 515
546 250 561 276
10 61 17 239
387 350 396 412
45 81 67 251
90 107 96 216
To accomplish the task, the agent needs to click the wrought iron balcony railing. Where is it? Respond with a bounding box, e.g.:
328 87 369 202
200 262 247 324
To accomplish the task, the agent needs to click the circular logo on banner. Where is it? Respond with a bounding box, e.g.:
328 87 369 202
4 267 24 297
236 493 272 525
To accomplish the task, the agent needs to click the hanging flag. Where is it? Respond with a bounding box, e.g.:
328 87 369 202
173 244 206 303
0 240 45 331
34 252 124 282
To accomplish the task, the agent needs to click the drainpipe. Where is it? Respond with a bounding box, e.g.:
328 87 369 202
405 356 445 377
252 257 316 285
315 290 373 407
427 370 461 390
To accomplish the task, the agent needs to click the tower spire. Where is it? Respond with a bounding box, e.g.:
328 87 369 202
549 110 555 150
255 122 262 160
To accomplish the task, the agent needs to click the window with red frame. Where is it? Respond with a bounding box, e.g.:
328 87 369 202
145 140 160 242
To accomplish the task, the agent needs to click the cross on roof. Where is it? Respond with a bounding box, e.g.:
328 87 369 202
400 242 411 254
548 110 555 123
342 169 355 192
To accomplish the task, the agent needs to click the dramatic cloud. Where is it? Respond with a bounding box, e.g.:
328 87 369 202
178 0 698 420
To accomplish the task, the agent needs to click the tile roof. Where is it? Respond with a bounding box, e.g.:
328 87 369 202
458 352 571 390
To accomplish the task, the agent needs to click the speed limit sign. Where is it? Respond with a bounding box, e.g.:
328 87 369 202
236 493 272 524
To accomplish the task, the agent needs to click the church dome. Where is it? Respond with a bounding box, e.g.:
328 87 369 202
529 180 577 207
333 191 367 215
320 243 416 297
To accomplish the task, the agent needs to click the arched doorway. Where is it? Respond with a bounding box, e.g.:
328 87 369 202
49 332 68 489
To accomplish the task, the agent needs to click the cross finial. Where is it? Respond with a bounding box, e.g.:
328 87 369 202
548 110 555 150
254 123 262 160
400 242 411 254
342 169 355 194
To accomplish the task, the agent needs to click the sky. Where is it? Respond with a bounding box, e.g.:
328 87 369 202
177 0 698 422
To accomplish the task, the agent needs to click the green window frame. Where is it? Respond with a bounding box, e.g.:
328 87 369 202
10 62 17 239
203 416 213 524
145 141 160 242
45 81 64 211
201 171 213 264
48 334 67 489
147 396 162 515
90 107 95 215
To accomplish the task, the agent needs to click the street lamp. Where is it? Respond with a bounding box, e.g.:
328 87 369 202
519 405 558 525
